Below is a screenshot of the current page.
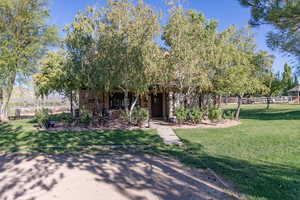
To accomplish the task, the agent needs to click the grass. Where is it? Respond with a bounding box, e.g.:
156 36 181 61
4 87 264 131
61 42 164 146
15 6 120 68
174 104 300 200
1 105 299 200
0 117 163 152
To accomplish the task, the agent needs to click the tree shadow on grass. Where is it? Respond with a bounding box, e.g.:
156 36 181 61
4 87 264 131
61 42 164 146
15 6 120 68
0 121 163 152
1 122 299 200
162 141 300 200
225 107 300 121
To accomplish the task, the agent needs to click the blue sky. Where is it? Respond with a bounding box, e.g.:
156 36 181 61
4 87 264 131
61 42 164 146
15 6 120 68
49 0 294 73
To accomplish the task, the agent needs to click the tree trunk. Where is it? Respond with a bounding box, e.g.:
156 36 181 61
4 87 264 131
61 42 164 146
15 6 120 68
128 95 139 124
124 90 129 113
94 91 101 116
70 91 74 116
199 93 202 109
218 95 222 107
179 92 185 107
266 96 271 109
235 95 242 120
0 87 14 121
0 74 16 121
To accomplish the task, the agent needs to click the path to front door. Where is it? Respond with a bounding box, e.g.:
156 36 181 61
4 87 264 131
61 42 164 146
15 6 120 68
151 121 183 145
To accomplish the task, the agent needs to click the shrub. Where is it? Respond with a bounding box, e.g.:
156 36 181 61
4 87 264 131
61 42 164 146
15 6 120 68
132 107 149 127
208 105 223 121
35 109 51 128
187 108 203 124
61 113 74 125
223 110 236 120
175 106 188 124
120 110 130 122
80 112 92 126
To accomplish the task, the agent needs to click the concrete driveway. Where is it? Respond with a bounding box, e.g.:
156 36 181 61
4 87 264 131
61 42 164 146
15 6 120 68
0 153 242 200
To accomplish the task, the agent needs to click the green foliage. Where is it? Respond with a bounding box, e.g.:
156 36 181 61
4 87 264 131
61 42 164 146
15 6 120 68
223 110 236 120
0 0 58 120
282 63 297 95
187 108 203 124
34 51 76 98
120 111 130 122
80 112 92 126
174 106 188 123
208 105 223 121
35 109 51 128
264 73 284 97
162 8 217 94
132 107 149 126
60 113 74 125
176 104 300 200
239 0 300 73
65 0 161 95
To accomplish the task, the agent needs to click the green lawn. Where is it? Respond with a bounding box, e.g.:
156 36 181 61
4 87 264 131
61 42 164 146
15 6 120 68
1 105 300 200
0 118 162 152
175 104 300 200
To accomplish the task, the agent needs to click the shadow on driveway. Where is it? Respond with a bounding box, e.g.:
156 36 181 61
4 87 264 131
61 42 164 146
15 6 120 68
0 153 242 200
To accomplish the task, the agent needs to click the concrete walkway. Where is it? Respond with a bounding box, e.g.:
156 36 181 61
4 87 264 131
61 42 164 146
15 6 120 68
151 121 183 145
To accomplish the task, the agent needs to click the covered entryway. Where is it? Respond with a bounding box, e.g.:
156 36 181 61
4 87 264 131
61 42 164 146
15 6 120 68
151 93 163 118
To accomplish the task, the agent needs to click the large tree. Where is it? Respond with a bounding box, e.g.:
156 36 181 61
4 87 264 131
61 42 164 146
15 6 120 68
282 63 295 95
33 51 77 115
239 0 300 71
214 27 266 119
162 7 218 106
65 0 161 122
0 0 58 121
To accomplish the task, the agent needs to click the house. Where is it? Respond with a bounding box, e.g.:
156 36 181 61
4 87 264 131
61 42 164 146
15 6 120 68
79 89 183 120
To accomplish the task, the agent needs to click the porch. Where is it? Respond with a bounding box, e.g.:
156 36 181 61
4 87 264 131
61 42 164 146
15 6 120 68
79 90 181 120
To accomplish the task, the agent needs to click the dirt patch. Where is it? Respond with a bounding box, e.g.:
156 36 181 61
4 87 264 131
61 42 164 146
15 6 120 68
41 119 241 132
0 153 245 200
154 120 241 129
41 120 150 131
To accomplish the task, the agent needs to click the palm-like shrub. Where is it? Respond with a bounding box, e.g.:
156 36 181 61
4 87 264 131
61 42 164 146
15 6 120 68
208 105 223 121
35 109 51 128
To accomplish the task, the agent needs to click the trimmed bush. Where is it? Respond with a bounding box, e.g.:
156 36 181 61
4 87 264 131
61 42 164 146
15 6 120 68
175 106 188 124
187 108 203 124
80 112 92 126
120 110 130 122
208 105 223 121
132 107 149 127
62 113 74 125
35 109 51 128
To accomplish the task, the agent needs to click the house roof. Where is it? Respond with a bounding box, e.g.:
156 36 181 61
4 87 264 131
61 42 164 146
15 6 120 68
288 85 300 92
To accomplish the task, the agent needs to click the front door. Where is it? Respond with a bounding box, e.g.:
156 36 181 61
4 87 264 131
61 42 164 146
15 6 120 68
151 93 163 118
